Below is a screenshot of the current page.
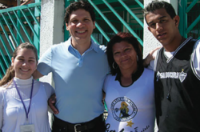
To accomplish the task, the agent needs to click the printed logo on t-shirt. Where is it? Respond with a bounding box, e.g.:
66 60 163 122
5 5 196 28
111 96 138 122
156 69 187 82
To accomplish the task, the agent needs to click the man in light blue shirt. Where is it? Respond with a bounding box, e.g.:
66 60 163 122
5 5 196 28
33 1 109 132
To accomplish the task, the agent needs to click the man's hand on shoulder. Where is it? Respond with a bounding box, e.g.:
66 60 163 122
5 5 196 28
33 70 44 79
48 93 59 114
143 47 161 67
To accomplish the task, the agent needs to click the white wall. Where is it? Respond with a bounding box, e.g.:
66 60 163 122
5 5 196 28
143 0 178 58
40 0 65 84
40 0 65 127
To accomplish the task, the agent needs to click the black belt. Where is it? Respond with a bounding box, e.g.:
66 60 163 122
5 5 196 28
53 114 103 132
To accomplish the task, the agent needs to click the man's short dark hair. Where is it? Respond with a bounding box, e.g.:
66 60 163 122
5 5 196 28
144 1 176 20
64 0 95 24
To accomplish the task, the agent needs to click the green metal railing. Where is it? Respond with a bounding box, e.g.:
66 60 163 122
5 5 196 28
65 0 144 46
179 0 200 39
0 1 41 79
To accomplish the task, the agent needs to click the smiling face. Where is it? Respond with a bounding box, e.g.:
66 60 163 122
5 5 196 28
146 8 180 49
12 48 37 80
113 41 137 72
66 9 95 45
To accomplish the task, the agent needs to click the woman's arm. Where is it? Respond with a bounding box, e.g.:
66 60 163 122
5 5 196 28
44 83 55 98
0 88 4 131
43 83 59 114
0 107 2 131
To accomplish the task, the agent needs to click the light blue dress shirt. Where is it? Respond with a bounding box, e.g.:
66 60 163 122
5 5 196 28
37 37 109 123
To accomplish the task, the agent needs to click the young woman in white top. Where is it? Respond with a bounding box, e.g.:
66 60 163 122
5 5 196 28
0 42 54 132
104 33 155 132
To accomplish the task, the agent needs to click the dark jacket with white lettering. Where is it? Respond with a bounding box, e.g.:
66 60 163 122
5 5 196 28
154 38 200 131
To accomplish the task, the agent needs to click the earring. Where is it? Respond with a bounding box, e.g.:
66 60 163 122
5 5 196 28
137 55 139 61
112 62 118 69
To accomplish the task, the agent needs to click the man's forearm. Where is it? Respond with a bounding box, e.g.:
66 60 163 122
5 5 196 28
33 70 44 79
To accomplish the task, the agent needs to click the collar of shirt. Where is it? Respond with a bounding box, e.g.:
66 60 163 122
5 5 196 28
115 65 144 87
67 37 100 56
65 37 100 67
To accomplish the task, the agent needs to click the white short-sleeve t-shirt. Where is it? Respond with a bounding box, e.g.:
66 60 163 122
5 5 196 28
104 69 155 132
0 77 54 132
149 38 200 78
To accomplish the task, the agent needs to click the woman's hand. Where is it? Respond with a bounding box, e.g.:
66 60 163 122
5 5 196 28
48 93 59 114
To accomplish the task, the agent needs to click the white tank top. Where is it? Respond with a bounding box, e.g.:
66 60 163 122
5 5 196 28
104 69 155 132
2 83 51 132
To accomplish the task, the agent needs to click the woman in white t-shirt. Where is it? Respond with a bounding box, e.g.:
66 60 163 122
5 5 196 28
104 32 155 132
0 42 54 132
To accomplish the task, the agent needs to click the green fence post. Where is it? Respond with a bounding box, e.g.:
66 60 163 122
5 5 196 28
64 0 70 40
0 24 12 61
95 22 110 41
17 10 21 44
1 13 19 46
0 3 40 13
0 70 2 79
88 0 118 34
178 0 187 38
34 0 40 57
102 0 143 45
0 50 7 74
118 0 143 27
34 6 41 17
21 10 40 42
186 0 198 13
0 34 10 68
135 0 144 9
13 10 33 44
27 7 40 29
0 19 14 52
7 12 25 43
186 15 200 34
91 35 100 45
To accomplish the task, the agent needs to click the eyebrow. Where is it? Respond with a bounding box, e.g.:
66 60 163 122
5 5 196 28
71 16 90 20
113 50 119 53
17 56 36 59
147 16 167 25
113 46 131 52
29 57 36 59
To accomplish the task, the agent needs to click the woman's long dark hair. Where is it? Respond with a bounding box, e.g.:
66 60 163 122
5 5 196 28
106 32 143 75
